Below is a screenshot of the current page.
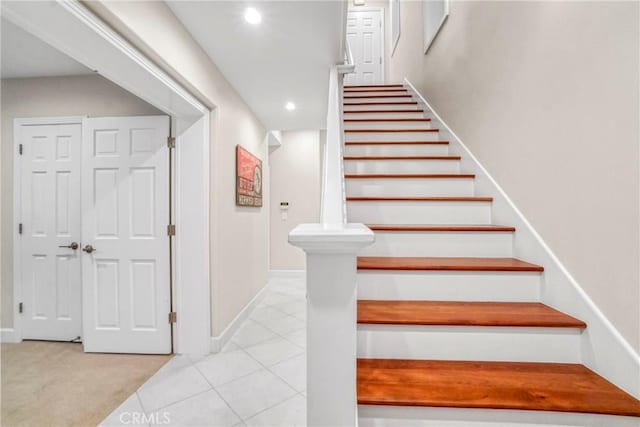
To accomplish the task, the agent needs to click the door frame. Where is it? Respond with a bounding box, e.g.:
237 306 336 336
4 0 212 354
347 7 386 84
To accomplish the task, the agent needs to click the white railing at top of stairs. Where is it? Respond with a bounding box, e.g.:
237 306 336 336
288 38 374 426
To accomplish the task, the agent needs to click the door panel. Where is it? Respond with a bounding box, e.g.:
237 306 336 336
344 10 383 86
20 123 82 341
81 116 171 354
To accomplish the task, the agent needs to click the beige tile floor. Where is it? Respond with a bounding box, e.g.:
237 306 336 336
101 276 307 427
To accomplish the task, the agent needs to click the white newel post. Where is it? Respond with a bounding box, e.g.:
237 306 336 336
289 224 374 427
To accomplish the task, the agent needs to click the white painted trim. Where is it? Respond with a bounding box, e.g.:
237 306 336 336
209 283 269 353
12 117 85 342
3 3 212 355
174 112 211 355
268 270 305 280
404 77 640 398
0 328 20 343
1 1 206 134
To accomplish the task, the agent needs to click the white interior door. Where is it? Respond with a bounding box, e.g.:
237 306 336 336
81 116 171 354
344 10 383 86
19 122 83 341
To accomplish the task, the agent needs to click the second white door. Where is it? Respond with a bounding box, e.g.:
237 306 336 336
81 116 171 354
344 9 384 86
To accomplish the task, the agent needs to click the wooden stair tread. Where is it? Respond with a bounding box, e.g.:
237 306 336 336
345 129 438 133
345 94 413 99
357 359 640 417
344 102 418 106
345 174 474 179
345 141 448 146
348 196 492 202
367 224 515 232
344 109 424 114
357 256 543 271
344 90 408 94
344 118 431 122
357 301 586 328
343 155 459 160
345 84 404 88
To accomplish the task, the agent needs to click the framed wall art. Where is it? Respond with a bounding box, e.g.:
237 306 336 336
236 145 263 207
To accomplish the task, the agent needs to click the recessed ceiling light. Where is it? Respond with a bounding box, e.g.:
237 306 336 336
285 102 296 111
244 7 261 25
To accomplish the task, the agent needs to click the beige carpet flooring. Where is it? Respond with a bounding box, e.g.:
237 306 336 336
1 341 171 427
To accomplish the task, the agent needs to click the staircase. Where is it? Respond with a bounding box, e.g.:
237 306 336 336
343 84 640 425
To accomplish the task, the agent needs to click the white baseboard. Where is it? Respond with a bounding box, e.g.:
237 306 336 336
403 77 640 398
1 328 20 343
269 269 305 280
209 283 269 353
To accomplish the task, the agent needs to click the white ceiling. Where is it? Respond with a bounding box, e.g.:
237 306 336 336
167 1 345 130
1 17 93 78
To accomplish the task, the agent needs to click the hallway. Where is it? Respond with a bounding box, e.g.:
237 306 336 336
101 276 307 426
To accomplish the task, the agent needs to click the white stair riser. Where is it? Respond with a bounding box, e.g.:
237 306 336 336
346 178 474 197
344 159 460 174
344 144 449 156
344 96 413 103
344 90 408 97
344 111 425 119
345 131 440 142
344 104 420 112
344 121 432 130
360 231 513 257
358 406 640 427
357 325 582 363
348 200 492 224
357 271 540 302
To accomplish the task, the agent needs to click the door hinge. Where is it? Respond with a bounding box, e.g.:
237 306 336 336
380 57 382 65
167 136 176 149
18 223 23 234
168 311 177 324
19 144 23 155
167 224 176 236
18 302 23 314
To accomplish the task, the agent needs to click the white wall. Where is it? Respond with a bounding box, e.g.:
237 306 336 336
0 74 162 328
84 1 269 337
381 0 640 351
269 130 322 271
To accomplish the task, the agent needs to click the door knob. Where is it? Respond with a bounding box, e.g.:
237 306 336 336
82 245 96 254
59 242 79 250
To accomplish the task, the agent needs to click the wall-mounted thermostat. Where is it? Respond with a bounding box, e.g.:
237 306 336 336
280 202 289 220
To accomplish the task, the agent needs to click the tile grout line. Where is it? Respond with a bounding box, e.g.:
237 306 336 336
234 296 307 422
231 348 303 423
139 360 213 416
192 362 246 425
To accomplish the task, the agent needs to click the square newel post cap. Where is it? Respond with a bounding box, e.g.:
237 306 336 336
288 223 375 254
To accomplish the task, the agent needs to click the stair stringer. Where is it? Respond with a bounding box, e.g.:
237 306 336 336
402 77 640 399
